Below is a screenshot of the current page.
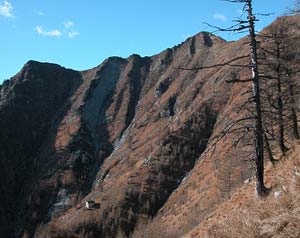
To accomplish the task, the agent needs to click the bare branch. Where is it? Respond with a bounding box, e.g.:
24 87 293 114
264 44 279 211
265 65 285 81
173 55 249 71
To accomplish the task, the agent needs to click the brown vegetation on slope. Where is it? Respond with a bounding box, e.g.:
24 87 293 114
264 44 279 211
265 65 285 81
131 15 300 238
0 15 299 238
184 141 300 238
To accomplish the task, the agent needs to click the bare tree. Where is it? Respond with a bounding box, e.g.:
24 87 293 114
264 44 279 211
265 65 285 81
258 17 300 146
176 0 270 197
283 24 300 140
223 0 268 197
286 68 300 139
258 29 289 154
287 0 300 15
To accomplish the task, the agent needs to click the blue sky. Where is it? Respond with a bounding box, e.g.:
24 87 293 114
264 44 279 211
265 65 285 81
0 0 295 83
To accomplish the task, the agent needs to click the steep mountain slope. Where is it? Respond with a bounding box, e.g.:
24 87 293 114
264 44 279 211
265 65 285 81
0 15 299 238
150 15 300 237
0 62 82 237
183 141 300 238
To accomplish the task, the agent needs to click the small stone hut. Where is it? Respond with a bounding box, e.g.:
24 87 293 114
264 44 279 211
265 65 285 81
85 200 95 209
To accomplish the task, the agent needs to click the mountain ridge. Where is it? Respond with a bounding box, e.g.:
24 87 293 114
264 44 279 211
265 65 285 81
0 15 299 238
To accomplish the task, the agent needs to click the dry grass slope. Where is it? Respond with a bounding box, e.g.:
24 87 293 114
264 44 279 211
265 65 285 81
129 141 300 238
183 141 300 238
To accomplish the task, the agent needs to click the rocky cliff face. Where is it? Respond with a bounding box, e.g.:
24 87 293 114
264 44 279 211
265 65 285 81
0 16 299 238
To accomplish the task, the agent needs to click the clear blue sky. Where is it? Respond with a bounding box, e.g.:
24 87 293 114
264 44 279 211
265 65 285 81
0 0 295 83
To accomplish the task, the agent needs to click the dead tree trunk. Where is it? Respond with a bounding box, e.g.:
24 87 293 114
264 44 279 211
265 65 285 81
247 0 268 197
287 69 300 139
274 40 289 154
263 132 276 164
185 0 270 197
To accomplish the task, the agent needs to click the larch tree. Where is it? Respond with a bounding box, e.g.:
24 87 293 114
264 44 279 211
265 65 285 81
258 24 289 155
224 0 268 197
176 0 271 197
